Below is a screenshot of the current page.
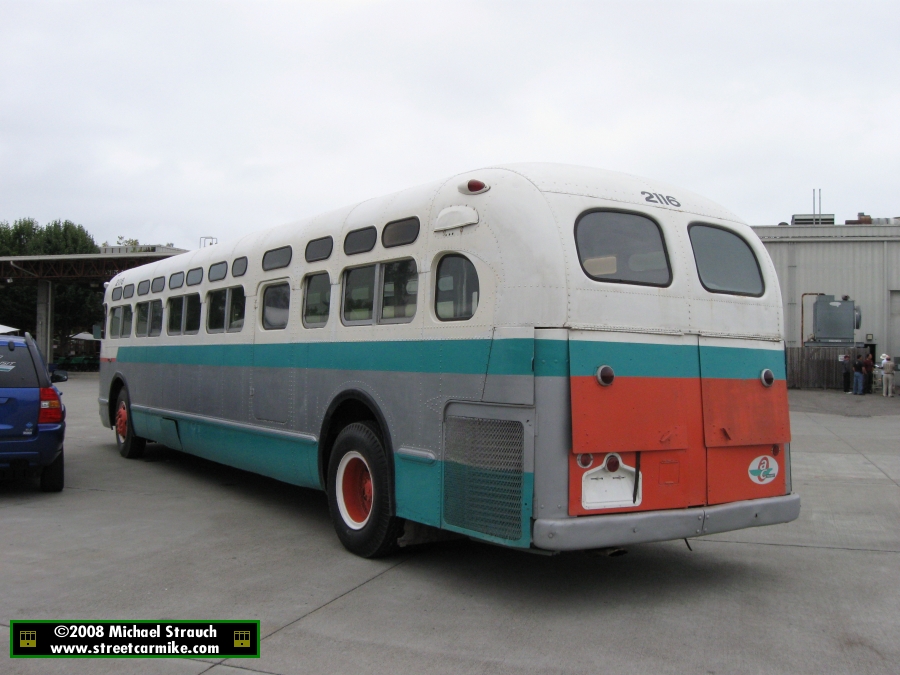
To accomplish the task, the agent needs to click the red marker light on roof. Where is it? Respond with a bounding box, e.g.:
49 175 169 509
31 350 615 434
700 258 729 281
458 179 490 195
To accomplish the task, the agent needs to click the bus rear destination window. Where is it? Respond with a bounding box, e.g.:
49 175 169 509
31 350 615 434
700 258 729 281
574 211 671 287
689 224 764 296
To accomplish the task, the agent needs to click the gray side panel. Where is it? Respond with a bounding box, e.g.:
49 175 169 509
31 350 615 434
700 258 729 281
533 375 571 519
482 375 534 405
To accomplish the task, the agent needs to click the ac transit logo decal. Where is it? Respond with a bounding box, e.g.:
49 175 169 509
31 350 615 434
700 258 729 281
748 456 779 484
0 360 16 373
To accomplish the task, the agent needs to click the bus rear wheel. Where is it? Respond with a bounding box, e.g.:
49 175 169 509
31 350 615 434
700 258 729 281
115 387 146 459
327 422 403 558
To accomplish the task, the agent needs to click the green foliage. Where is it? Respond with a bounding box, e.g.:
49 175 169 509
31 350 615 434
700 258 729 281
0 219 103 344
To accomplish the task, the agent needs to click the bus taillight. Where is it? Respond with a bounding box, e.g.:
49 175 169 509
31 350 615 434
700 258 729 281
605 454 620 473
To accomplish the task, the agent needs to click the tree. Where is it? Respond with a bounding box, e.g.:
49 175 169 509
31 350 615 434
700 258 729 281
0 218 103 342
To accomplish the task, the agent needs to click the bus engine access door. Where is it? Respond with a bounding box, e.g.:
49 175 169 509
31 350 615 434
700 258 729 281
567 331 707 515
698 337 790 505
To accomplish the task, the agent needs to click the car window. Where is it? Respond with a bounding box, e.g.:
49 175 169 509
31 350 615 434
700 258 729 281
0 342 39 388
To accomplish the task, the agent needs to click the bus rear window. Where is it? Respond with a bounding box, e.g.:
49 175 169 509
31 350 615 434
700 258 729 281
689 224 764 296
574 211 671 287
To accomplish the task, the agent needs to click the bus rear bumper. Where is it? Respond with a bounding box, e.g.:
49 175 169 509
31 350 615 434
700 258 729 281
532 493 801 551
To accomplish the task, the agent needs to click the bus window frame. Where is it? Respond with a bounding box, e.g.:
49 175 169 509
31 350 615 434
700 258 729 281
134 301 150 337
167 294 202 336
302 272 331 329
108 306 123 338
573 208 673 289
341 257 418 327
433 253 480 322
687 222 766 298
260 280 291 331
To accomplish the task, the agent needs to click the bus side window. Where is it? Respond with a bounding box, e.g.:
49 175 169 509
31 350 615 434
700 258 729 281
227 287 245 332
304 273 331 327
148 300 163 337
381 259 417 322
435 255 479 321
168 297 184 335
135 302 150 337
185 294 201 334
121 305 133 337
207 289 227 332
263 283 290 330
343 265 376 323
109 306 122 338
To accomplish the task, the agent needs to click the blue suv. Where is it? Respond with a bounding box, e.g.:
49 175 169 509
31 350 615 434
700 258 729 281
0 333 68 491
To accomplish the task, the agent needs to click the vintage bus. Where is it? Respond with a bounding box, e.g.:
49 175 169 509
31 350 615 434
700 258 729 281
98 163 799 557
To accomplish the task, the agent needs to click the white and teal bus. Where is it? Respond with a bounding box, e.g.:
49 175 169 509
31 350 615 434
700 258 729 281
99 163 799 557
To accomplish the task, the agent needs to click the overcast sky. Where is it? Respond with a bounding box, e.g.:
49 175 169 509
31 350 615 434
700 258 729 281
2 1 898 249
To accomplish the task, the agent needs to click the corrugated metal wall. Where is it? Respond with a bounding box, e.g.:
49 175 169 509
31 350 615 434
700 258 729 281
752 225 900 359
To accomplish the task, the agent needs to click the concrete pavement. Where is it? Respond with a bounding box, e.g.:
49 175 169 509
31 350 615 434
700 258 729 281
2 374 899 674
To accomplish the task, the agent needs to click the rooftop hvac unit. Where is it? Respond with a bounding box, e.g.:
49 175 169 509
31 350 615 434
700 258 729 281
791 214 836 226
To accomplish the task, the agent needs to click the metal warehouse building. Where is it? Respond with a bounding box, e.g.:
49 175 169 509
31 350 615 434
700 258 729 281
751 223 900 358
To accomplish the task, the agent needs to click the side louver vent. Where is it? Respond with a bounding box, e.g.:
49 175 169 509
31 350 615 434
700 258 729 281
443 416 524 541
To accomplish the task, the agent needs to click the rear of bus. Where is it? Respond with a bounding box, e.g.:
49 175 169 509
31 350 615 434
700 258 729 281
529 178 799 550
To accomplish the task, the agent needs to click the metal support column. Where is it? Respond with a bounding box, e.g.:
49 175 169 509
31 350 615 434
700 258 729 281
35 279 54 363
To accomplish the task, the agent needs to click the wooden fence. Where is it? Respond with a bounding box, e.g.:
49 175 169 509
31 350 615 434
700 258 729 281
785 346 866 389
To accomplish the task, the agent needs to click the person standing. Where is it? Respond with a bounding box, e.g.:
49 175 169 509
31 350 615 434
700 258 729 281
864 353 875 395
842 354 853 393
853 355 865 395
883 356 895 397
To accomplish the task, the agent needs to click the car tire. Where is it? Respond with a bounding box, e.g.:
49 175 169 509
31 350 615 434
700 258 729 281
40 449 64 492
327 421 403 558
115 387 146 459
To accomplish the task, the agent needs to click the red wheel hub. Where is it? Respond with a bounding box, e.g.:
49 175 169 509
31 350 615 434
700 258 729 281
341 457 373 524
116 402 128 438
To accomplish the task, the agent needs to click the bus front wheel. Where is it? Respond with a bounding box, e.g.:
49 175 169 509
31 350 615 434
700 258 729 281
327 422 403 558
115 387 146 459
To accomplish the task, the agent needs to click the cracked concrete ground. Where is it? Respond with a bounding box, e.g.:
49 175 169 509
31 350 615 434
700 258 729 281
2 374 899 674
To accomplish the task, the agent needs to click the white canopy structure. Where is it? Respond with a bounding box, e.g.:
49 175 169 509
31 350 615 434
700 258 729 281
69 332 99 341
0 324 19 334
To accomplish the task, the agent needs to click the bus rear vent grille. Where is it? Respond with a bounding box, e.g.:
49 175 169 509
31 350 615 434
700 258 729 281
443 416 524 541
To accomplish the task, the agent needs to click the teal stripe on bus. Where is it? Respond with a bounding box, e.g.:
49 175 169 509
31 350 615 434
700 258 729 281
568 340 785 380
569 341 701 378
534 339 569 377
116 338 784 380
699 345 786 380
